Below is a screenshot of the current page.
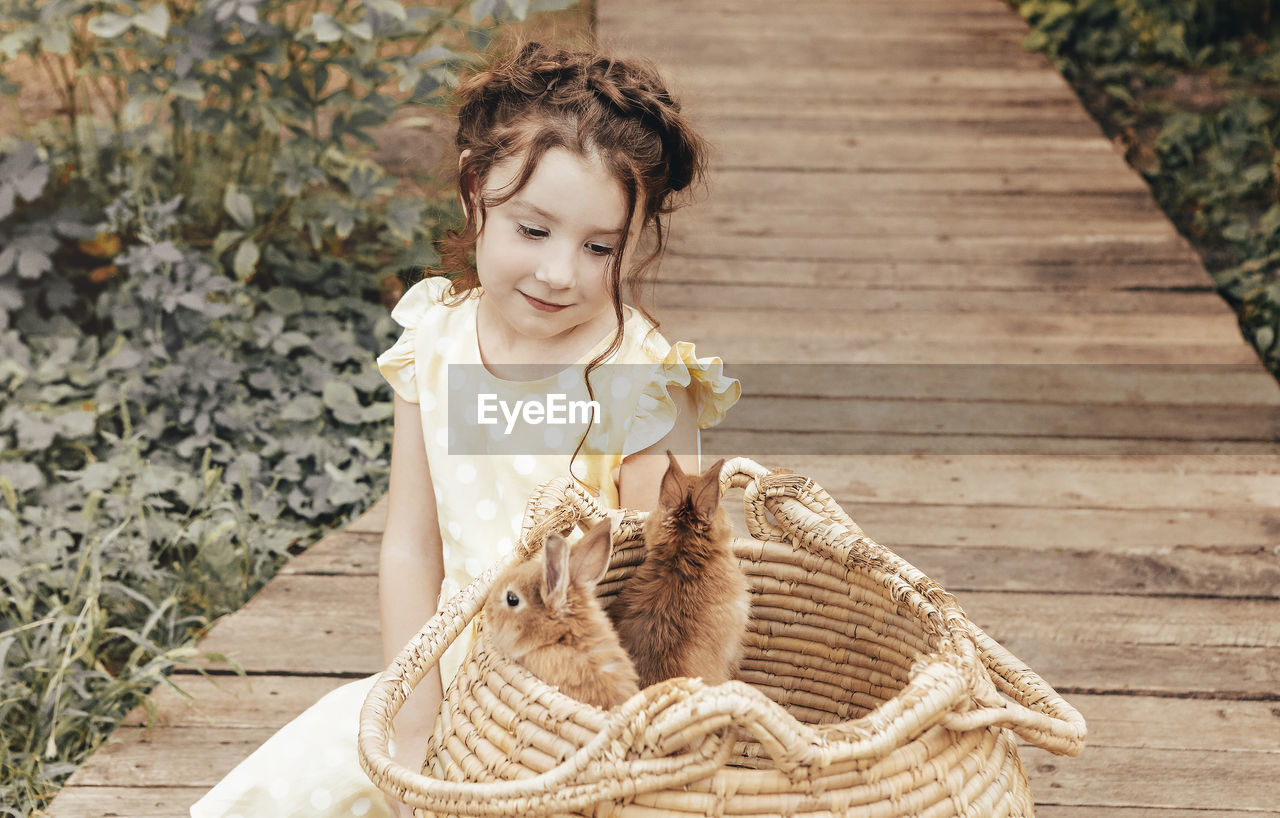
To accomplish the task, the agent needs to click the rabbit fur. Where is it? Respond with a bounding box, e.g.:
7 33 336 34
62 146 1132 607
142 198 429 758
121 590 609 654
609 453 750 687
483 520 640 709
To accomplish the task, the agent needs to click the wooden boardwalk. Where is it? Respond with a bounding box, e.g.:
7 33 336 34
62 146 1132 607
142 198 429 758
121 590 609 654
48 0 1280 815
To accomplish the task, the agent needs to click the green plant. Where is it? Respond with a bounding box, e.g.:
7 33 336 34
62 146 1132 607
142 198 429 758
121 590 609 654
1 0 575 288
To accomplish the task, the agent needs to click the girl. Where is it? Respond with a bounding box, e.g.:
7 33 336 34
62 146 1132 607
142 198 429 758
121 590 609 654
190 41 738 818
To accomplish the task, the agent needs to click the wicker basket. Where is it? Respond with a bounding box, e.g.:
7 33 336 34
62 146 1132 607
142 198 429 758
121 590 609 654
359 458 1085 817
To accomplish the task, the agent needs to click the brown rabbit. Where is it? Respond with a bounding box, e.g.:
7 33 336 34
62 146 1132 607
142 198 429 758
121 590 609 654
483 520 640 709
609 453 750 687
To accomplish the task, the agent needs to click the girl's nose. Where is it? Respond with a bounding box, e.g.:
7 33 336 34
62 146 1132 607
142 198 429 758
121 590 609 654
534 245 577 290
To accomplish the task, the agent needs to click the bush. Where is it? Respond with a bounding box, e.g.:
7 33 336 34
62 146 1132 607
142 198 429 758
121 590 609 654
1012 0 1280 375
0 0 577 813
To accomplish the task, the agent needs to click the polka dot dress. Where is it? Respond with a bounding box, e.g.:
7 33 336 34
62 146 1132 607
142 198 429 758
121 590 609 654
189 276 739 818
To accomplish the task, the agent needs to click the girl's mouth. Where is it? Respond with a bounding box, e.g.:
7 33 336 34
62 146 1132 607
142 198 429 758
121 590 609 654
520 291 568 313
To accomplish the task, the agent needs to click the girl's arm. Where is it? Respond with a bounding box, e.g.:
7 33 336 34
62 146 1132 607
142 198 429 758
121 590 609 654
618 384 701 511
379 394 445 810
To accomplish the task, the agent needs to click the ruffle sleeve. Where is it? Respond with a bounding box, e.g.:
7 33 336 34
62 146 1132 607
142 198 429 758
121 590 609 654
375 276 447 403
621 340 741 457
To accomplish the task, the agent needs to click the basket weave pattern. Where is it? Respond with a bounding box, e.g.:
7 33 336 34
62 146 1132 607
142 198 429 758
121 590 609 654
359 458 1085 817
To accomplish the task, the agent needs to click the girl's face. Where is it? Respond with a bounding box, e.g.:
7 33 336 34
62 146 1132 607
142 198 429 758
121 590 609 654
473 146 634 355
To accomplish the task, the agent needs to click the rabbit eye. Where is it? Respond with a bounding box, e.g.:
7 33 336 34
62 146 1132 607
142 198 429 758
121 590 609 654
505 591 520 607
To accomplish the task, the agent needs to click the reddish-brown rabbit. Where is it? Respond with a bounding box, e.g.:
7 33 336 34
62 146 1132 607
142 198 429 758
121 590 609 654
609 454 750 687
484 520 640 709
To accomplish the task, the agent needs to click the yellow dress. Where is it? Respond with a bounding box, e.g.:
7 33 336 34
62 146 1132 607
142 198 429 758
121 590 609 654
189 276 739 818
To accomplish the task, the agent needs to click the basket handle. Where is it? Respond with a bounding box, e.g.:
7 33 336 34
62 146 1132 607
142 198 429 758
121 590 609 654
723 458 1086 759
940 624 1087 756
358 480 735 815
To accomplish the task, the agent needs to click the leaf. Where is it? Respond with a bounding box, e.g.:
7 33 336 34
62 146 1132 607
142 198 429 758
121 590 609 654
87 12 134 38
361 401 393 423
42 25 71 54
530 0 578 9
367 0 408 21
17 248 52 279
53 408 96 439
1221 221 1250 242
134 5 171 38
310 13 343 43
1260 203 1280 238
1243 165 1272 186
385 198 423 242
504 0 530 19
233 238 260 280
223 184 254 229
1255 325 1275 352
171 79 204 101
213 229 245 256
322 379 359 410
280 395 323 421
346 21 373 40
0 461 43 492
0 141 49 204
13 412 57 449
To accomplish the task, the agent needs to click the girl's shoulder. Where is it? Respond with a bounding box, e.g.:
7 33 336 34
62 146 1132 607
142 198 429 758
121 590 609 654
377 276 472 404
388 275 471 330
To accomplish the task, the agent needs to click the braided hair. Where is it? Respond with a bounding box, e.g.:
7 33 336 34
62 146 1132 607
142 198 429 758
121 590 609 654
439 41 708 353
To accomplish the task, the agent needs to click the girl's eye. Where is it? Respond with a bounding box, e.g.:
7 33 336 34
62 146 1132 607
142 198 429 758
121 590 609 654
586 243 614 257
505 591 520 607
516 224 548 240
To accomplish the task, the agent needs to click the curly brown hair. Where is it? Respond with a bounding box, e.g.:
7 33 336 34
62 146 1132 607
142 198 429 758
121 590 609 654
438 41 708 362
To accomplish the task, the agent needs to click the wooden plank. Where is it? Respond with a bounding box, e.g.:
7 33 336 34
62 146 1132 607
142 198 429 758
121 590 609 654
723 396 1280 444
1064 694 1280 752
1020 745 1280 811
660 253 1214 291
46 786 207 818
1037 808 1280 818
892 543 1280 597
121 674 358 729
279 530 379 576
682 362 1280 406
961 594 1280 697
700 166 1153 196
192 575 382 675
698 99 1102 126
736 455 1280 511
708 430 1280 456
680 207 1178 240
661 310 1247 346
823 503 1280 551
656 284 1229 316
64 726 278 789
962 593 1280 649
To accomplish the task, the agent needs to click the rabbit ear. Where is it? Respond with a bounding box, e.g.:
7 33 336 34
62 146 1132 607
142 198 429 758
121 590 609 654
658 450 686 509
542 533 570 609
571 520 613 589
692 459 726 518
